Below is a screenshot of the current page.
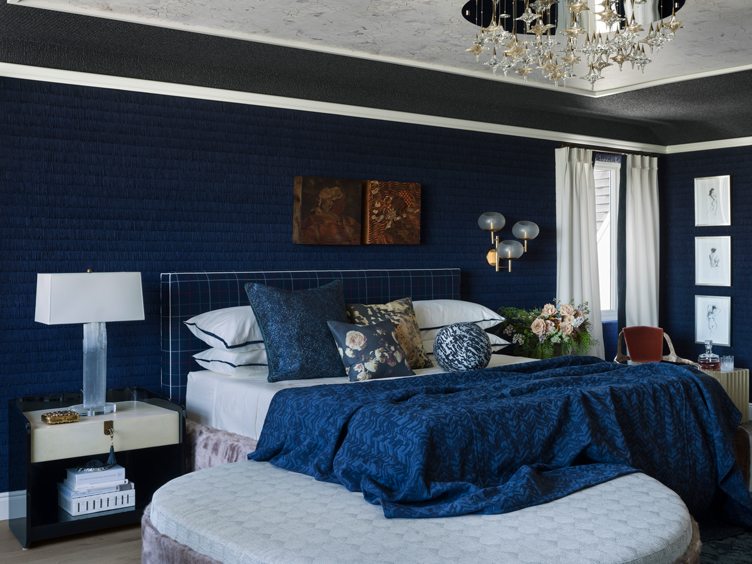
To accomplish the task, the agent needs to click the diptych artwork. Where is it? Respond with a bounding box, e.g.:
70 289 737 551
363 181 421 245
292 176 421 245
292 177 362 245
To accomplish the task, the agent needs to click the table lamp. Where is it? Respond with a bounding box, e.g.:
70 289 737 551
35 271 145 416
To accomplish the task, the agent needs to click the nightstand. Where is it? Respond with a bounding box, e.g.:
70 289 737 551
8 388 184 548
703 368 750 423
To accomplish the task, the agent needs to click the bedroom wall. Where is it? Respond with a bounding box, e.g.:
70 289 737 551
0 77 557 492
660 146 752 391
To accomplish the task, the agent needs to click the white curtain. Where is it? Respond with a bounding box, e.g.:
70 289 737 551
625 154 660 327
555 147 604 358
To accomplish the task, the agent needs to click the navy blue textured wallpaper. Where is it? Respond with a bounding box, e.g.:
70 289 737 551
661 147 752 384
0 77 557 491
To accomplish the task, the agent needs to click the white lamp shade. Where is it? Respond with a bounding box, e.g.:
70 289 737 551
35 272 145 325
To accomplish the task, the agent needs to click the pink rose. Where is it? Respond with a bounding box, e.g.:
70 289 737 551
560 303 575 317
345 330 367 351
560 321 574 336
541 303 557 317
531 317 547 337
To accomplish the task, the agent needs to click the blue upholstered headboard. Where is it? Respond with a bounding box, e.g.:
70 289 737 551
160 268 461 403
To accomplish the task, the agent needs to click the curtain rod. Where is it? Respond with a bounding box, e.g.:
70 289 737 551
560 143 661 158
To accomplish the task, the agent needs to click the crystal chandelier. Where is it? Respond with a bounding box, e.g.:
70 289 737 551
463 0 684 87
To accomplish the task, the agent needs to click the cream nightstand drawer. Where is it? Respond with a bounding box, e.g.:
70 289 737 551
25 400 180 463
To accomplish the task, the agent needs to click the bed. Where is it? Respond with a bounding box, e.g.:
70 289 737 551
161 268 524 469
145 268 752 563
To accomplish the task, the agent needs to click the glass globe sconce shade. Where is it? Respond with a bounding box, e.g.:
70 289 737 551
512 221 540 252
497 240 525 272
477 212 505 243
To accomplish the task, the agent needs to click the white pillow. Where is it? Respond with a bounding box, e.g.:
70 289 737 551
413 299 509 352
184 306 264 351
193 347 268 375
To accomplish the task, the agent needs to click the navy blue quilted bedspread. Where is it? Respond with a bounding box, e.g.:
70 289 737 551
250 356 752 524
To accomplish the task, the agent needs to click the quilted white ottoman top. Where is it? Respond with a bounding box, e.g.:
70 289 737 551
150 461 693 564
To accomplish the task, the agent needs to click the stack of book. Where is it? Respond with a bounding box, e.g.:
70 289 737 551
58 464 136 516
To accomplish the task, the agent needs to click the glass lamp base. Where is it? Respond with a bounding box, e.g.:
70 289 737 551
71 402 117 417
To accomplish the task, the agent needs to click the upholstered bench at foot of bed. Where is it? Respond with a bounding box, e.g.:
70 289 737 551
143 461 700 564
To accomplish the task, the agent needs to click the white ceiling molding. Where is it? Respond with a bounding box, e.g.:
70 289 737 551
0 62 667 154
3 62 751 154
664 137 752 155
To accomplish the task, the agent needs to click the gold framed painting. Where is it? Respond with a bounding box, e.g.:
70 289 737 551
363 180 421 245
292 176 363 245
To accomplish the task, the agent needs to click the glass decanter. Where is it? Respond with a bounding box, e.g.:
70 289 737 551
698 340 720 370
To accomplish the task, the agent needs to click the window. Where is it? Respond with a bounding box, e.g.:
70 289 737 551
594 160 620 321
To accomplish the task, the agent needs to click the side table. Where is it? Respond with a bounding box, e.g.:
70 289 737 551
703 368 750 423
8 387 184 548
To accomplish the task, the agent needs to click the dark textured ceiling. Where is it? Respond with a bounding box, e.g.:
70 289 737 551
1 2 750 147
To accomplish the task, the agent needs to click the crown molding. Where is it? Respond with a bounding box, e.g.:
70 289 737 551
664 137 752 154
2 62 751 154
0 62 666 154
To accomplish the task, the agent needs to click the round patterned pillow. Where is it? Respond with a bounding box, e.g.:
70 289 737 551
433 322 492 372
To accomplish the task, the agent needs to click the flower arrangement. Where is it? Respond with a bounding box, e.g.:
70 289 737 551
497 301 593 359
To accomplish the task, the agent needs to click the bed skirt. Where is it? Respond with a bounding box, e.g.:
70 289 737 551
141 502 701 564
186 419 258 471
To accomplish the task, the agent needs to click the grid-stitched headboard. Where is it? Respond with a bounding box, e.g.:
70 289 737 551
160 268 461 403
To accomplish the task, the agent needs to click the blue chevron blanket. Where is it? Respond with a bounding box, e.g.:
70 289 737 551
250 356 752 524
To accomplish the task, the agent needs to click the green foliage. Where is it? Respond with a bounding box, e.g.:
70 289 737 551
497 302 594 359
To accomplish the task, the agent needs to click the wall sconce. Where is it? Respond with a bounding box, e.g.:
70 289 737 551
478 212 539 272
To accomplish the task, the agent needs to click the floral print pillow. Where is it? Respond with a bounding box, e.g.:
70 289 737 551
327 320 414 382
346 297 432 369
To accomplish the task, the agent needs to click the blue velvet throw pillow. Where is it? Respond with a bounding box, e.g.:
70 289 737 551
327 320 414 382
245 280 347 382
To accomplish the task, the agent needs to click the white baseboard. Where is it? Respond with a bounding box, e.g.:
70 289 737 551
0 490 26 521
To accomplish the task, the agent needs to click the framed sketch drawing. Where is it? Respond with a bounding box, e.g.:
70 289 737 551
694 175 731 226
695 236 731 286
695 295 731 346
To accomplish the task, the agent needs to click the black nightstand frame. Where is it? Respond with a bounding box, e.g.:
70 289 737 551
8 388 184 548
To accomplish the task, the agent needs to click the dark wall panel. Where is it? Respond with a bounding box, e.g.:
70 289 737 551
0 77 557 491
661 147 752 389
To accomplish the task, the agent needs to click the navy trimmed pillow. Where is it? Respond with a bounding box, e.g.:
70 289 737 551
193 347 267 375
327 320 414 382
245 280 347 382
433 322 492 372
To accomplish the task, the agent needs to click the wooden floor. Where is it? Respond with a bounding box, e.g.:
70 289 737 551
0 523 141 563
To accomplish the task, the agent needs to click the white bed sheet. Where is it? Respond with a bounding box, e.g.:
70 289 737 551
186 354 532 441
